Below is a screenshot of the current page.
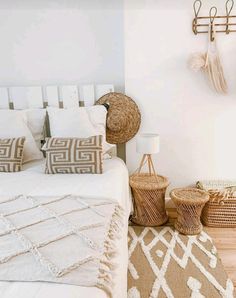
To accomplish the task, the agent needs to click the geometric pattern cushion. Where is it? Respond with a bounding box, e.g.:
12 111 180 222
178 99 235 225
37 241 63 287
43 135 103 174
0 137 25 172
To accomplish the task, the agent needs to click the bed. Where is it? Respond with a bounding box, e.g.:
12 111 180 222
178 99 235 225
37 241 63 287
0 157 131 298
0 84 132 298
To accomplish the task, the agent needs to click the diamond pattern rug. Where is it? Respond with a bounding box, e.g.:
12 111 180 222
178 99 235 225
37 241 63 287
128 226 235 298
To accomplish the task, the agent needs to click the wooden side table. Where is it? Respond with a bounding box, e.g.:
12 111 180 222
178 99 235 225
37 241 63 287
130 173 169 226
170 188 209 235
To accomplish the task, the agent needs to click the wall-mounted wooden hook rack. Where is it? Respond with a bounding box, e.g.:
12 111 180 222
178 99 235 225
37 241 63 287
192 0 236 36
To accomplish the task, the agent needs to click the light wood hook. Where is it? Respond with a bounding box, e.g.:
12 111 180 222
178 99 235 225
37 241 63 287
226 0 234 33
209 6 217 41
193 0 202 34
210 6 218 24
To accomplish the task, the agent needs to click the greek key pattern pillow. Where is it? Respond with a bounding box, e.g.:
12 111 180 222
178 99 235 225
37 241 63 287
43 136 103 174
0 137 25 172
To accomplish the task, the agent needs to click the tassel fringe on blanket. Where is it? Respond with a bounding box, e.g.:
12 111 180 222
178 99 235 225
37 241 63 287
97 205 125 297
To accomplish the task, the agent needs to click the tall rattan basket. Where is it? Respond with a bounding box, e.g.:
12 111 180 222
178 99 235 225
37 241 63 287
197 180 236 227
130 173 169 226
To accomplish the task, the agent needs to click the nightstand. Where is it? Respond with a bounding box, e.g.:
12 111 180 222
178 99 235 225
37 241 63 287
130 173 169 226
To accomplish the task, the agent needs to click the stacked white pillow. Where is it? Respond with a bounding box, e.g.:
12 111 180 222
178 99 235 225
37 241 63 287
47 105 114 155
0 110 43 163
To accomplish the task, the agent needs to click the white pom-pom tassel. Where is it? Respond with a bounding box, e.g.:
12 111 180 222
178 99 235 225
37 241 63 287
188 52 206 72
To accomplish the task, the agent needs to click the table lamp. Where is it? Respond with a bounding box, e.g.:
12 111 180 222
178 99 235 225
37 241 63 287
136 133 160 175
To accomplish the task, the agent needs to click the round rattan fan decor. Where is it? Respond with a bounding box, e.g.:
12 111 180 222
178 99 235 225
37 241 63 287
96 92 141 144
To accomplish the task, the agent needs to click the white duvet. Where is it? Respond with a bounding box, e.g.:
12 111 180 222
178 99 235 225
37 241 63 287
0 157 131 298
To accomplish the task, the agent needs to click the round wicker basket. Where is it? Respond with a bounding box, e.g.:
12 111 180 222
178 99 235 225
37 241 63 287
170 188 209 235
130 173 169 226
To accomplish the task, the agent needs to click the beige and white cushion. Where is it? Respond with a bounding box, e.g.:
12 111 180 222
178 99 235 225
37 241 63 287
46 106 114 156
0 137 25 172
0 110 43 163
43 135 103 174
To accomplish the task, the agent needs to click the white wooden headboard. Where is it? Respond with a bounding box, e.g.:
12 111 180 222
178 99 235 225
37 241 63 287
0 84 114 109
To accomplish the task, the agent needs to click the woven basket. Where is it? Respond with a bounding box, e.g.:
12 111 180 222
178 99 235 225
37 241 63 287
170 188 209 235
197 180 236 227
130 173 169 226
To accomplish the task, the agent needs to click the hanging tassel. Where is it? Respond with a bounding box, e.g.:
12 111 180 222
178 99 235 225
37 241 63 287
188 25 228 94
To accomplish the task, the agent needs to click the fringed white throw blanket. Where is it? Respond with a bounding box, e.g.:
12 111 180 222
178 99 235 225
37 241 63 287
0 194 124 297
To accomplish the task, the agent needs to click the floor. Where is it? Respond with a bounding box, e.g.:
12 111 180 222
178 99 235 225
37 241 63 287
167 206 236 290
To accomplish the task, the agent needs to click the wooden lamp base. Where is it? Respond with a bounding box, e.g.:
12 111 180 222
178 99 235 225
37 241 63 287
138 154 157 175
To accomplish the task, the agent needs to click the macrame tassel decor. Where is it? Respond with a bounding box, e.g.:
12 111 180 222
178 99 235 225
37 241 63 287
189 24 228 94
188 52 206 72
205 29 228 94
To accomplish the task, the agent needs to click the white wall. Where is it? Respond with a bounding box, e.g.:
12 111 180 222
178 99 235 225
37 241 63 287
125 0 236 188
1 0 235 187
0 0 124 91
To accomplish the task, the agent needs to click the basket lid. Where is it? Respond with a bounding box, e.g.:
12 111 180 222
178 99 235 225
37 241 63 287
129 173 169 190
170 188 209 204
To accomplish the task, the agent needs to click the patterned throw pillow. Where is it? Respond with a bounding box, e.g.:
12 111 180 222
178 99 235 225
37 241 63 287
43 135 103 174
0 137 25 172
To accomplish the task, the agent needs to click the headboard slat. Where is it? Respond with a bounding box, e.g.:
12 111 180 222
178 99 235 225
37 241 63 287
96 84 114 100
80 84 95 106
0 88 9 109
60 85 79 108
45 86 59 107
10 87 43 109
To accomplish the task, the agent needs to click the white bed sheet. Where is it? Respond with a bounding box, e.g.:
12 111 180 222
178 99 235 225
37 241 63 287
0 157 131 298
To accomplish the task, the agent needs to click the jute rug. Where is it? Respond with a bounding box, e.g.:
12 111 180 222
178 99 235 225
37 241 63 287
128 226 235 298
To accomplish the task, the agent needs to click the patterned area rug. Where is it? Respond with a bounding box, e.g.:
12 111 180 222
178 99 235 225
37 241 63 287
128 226 235 298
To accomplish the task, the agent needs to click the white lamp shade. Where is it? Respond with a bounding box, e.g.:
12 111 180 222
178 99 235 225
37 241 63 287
136 134 160 155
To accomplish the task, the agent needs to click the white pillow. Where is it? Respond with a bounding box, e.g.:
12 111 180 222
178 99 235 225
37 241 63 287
0 110 43 163
22 109 46 149
47 106 114 154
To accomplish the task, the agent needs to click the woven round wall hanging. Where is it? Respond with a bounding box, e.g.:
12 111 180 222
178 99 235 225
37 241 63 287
96 92 141 144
